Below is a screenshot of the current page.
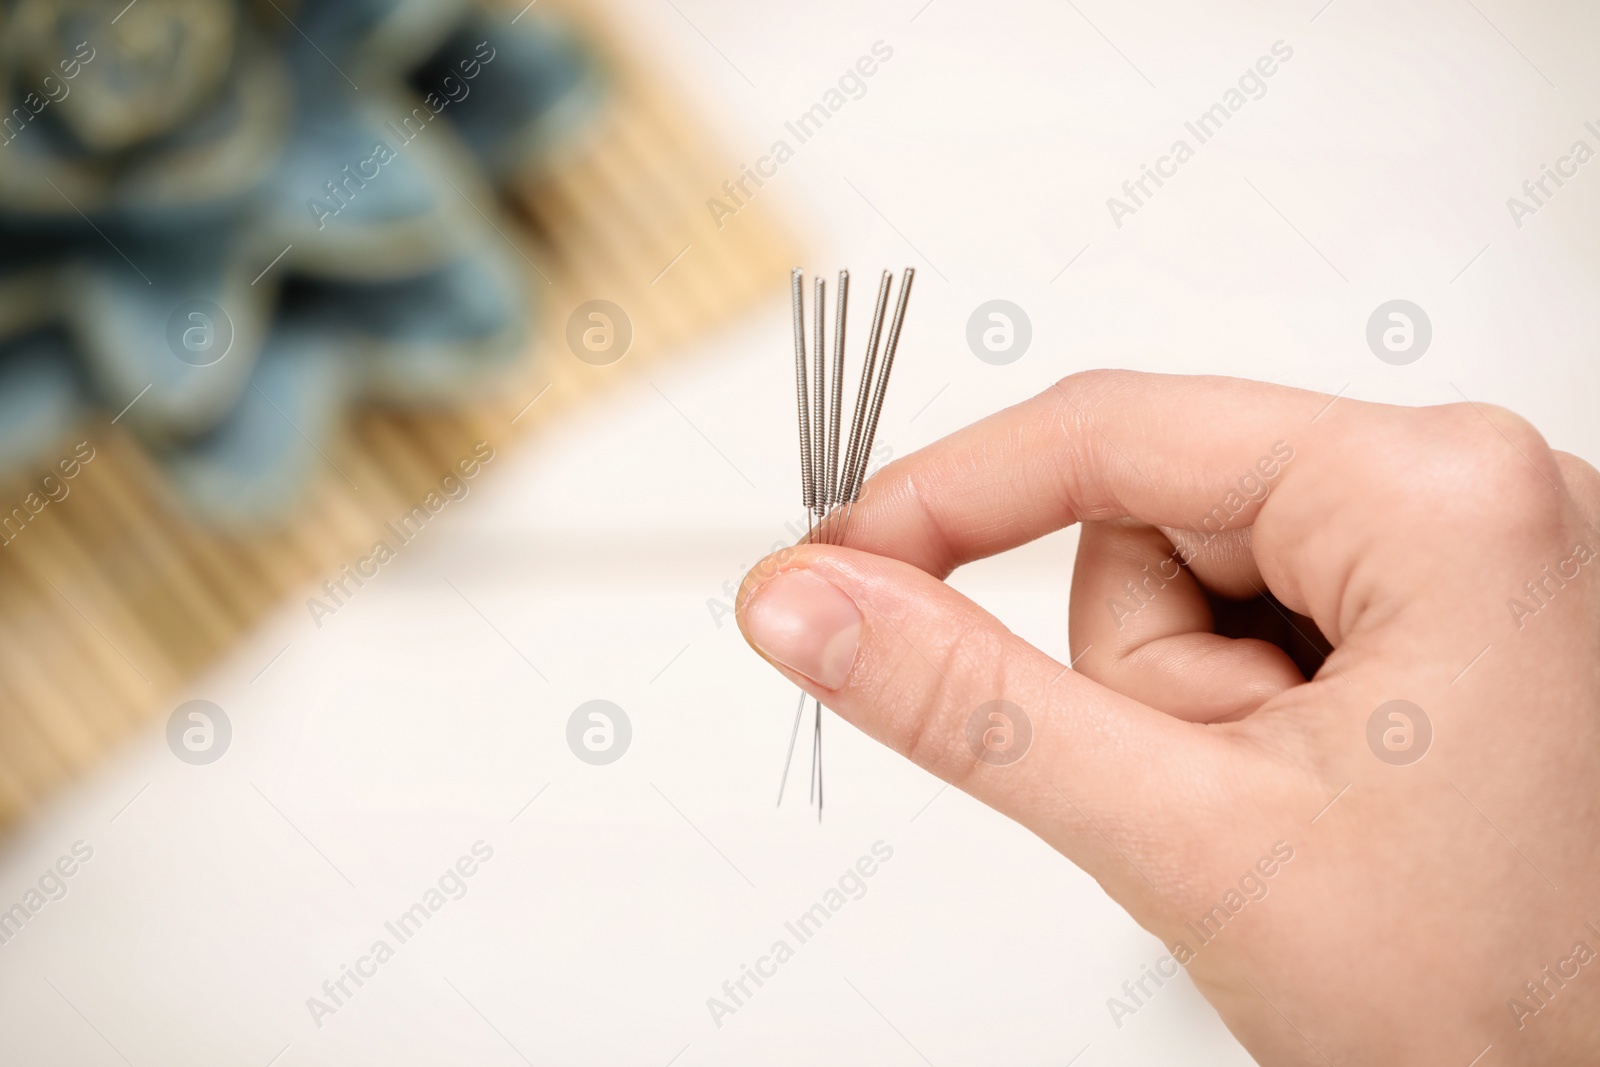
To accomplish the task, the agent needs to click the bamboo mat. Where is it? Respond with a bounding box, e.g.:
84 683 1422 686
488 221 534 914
0 0 795 830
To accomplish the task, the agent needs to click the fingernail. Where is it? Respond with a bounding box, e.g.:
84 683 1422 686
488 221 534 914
742 569 862 690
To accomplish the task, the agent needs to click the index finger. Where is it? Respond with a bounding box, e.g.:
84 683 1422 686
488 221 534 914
838 369 1335 579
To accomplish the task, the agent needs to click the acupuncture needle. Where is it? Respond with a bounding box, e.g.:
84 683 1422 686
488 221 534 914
837 268 914 549
779 270 812 808
813 272 853 814
779 271 834 810
792 269 814 537
825 270 849 543
814 696 823 817
776 688 807 806
781 269 820 809
813 276 827 527
834 271 893 545
812 273 825 809
778 266 915 816
856 268 915 491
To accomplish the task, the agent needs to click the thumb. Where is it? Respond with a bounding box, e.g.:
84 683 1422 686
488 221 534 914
737 544 1230 898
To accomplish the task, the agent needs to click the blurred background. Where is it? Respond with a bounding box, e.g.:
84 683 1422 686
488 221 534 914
1 0 1598 1063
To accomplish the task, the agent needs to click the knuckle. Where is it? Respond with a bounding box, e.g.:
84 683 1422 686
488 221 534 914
897 464 962 578
1337 403 1563 531
1051 370 1142 435
896 624 1011 788
1453 403 1553 464
1429 404 1563 522
1047 370 1132 521
1053 367 1130 398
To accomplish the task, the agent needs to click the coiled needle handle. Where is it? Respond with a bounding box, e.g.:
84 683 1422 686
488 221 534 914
792 268 813 512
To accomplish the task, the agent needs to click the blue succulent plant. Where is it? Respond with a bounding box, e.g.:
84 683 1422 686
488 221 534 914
0 0 600 521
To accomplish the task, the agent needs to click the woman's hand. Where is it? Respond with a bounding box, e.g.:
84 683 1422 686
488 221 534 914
737 370 1600 1066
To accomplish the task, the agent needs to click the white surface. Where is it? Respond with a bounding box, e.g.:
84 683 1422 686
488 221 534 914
4 1 1600 1064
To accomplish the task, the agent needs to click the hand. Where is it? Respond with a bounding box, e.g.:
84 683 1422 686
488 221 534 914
737 370 1600 1066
